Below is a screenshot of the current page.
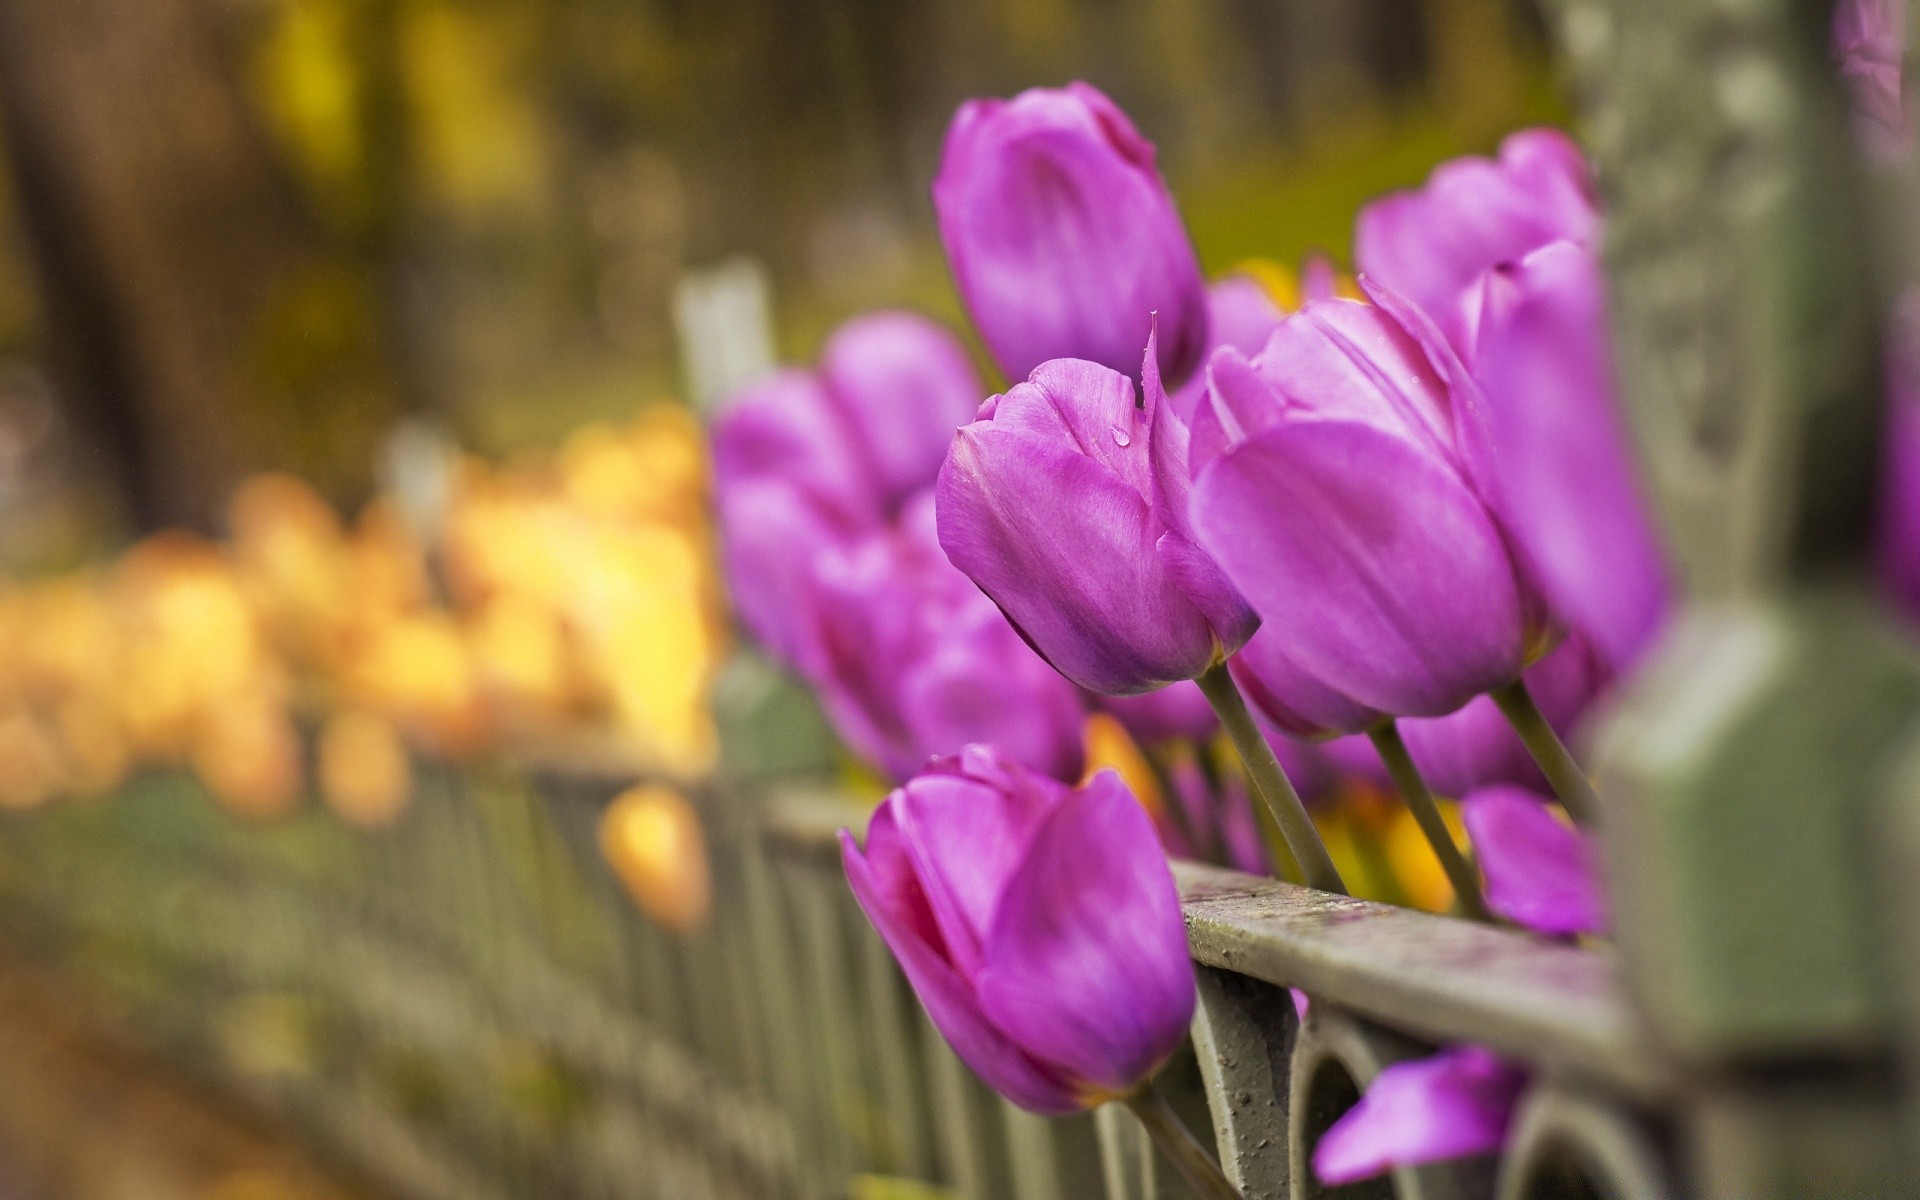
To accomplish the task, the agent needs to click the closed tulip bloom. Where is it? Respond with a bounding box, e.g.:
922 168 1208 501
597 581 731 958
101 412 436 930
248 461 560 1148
1353 127 1597 347
804 496 1085 782
1834 0 1909 160
1461 785 1606 936
713 369 878 528
937 348 1258 696
840 746 1196 1114
715 478 847 669
1313 1046 1525 1185
713 310 984 667
818 311 987 506
1189 291 1551 723
1457 244 1669 670
934 83 1209 385
1358 138 1670 672
1877 291 1920 625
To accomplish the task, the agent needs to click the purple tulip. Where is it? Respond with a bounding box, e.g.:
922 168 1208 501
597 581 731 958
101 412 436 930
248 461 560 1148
936 343 1258 696
1098 681 1218 745
933 83 1209 386
713 369 879 529
818 311 989 506
1188 292 1552 725
713 311 983 524
1461 785 1606 936
1457 243 1670 671
1357 137 1671 674
1834 0 1909 161
715 478 849 669
840 746 1196 1114
1353 128 1597 348
713 311 984 667
1879 293 1920 623
1313 1045 1525 1184
804 495 1086 783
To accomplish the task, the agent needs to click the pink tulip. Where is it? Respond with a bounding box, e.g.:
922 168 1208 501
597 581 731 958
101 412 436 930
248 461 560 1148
841 746 1196 1114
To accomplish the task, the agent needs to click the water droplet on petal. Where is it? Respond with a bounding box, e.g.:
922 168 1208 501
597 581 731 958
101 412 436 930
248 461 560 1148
1111 427 1131 447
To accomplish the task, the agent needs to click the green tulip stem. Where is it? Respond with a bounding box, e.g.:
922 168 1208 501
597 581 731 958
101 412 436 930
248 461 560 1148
1491 677 1598 825
1196 663 1347 895
1123 1080 1246 1200
1367 723 1492 921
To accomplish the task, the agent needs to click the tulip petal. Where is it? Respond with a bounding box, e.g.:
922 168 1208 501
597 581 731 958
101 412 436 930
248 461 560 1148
1227 624 1386 738
938 425 1217 694
842 825 1082 1114
1193 421 1528 716
898 599 1088 784
1354 126 1597 346
933 84 1209 384
1098 680 1218 745
1313 1046 1525 1185
712 369 876 525
1461 785 1607 936
890 769 1064 975
975 771 1196 1097
1462 243 1670 670
715 480 843 670
820 311 985 507
992 361 1153 499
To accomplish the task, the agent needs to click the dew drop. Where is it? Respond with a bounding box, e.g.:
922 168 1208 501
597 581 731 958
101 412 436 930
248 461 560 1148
1111 427 1132 447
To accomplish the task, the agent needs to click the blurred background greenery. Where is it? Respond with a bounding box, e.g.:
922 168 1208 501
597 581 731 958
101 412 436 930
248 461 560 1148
0 0 1564 567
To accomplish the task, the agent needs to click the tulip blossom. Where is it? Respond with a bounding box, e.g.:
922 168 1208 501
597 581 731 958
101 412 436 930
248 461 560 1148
840 746 1196 1115
1353 128 1597 349
1878 291 1920 623
1834 0 1909 161
1313 1046 1525 1185
1460 785 1606 936
1188 291 1552 727
1356 133 1670 673
936 350 1257 697
713 310 983 667
803 495 1085 783
933 83 1209 385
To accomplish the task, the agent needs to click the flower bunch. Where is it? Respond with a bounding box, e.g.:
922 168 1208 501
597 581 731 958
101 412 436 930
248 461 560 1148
713 81 1689 1192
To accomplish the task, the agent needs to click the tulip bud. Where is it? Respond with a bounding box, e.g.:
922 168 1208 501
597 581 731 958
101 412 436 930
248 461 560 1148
936 347 1256 697
1313 1046 1525 1186
1460 785 1606 936
713 312 983 669
840 746 1194 1114
933 83 1208 385
1358 135 1669 674
804 495 1085 782
1354 127 1597 348
1189 290 1553 724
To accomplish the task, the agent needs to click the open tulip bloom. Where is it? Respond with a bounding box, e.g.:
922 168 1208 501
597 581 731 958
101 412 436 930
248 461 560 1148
840 747 1244 1199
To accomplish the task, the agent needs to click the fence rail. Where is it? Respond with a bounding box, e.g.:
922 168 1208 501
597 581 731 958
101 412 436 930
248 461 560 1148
0 765 1699 1200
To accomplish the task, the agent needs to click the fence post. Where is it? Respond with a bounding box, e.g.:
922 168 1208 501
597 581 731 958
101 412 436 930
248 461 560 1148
1547 0 1920 1192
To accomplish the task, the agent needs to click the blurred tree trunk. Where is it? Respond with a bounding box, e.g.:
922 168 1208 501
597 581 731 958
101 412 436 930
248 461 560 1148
0 0 338 529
